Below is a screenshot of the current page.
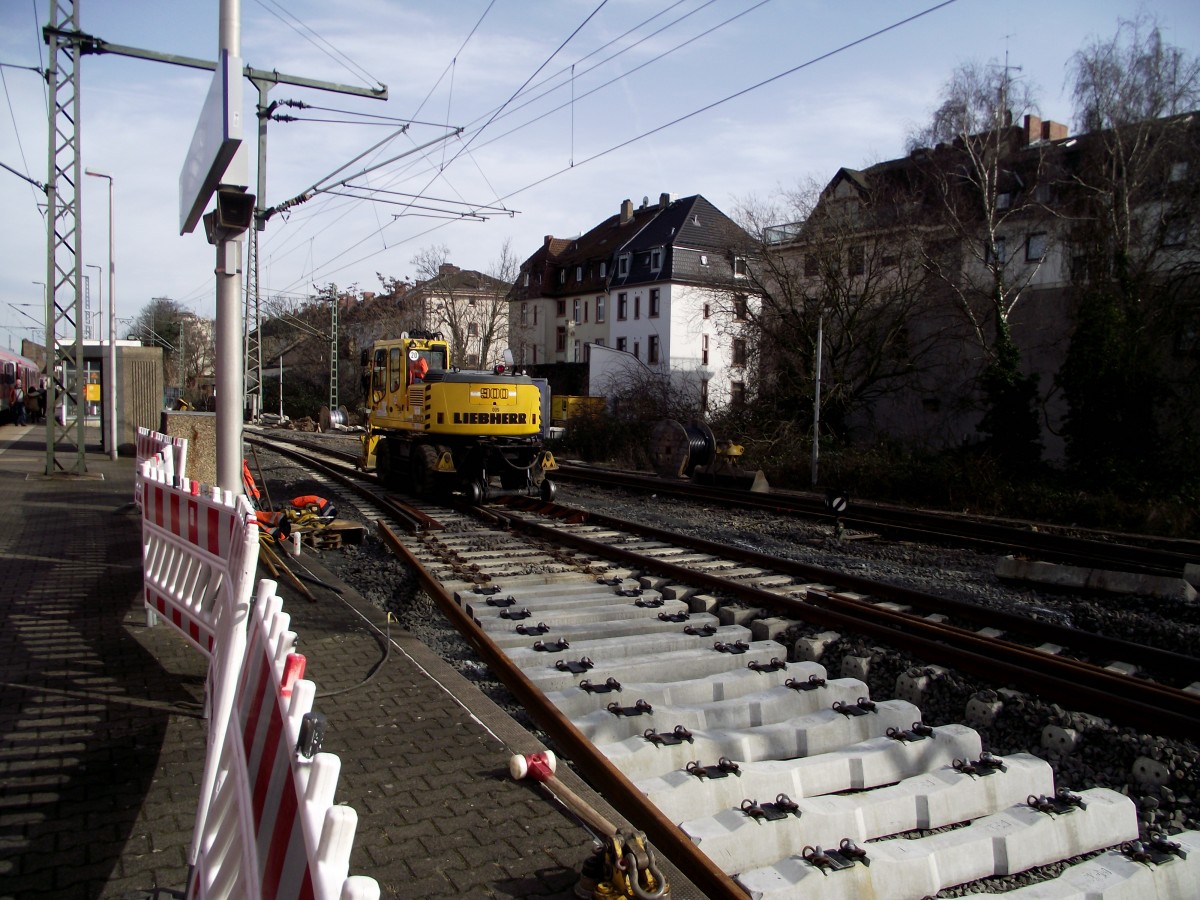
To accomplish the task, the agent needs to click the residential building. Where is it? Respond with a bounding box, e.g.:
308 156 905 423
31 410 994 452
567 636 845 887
509 193 756 411
392 263 513 369
762 111 1199 460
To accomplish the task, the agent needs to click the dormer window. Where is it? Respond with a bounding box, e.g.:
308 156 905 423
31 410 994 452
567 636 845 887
559 270 566 284
733 256 748 278
600 261 607 278
575 266 583 282
651 248 663 272
523 272 530 287
618 253 630 277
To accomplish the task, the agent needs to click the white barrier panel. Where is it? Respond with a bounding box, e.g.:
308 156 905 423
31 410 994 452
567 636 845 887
141 467 261 867
135 426 188 508
141 466 257 654
188 584 379 900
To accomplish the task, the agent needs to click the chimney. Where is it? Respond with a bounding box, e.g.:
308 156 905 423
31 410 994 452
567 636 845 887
659 192 675 209
438 263 460 276
620 199 633 224
1024 114 1041 145
1043 120 1068 141
544 234 554 247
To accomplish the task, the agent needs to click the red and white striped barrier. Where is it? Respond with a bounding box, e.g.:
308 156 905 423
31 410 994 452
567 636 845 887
187 580 379 900
135 426 188 509
141 465 257 654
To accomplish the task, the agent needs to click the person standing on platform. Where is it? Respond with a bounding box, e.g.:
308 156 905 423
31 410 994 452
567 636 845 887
11 382 26 426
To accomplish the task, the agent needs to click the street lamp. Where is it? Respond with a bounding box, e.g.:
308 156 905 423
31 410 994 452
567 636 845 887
85 169 117 460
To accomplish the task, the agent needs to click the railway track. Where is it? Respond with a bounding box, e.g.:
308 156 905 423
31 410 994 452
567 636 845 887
246 430 1200 898
555 461 1200 581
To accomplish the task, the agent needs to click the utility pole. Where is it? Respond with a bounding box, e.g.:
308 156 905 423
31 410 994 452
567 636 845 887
40 12 387 481
43 1 87 475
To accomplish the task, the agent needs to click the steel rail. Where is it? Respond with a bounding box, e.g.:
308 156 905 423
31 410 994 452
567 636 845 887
490 505 1200 743
374 519 749 900
554 465 1200 578
502 499 1200 680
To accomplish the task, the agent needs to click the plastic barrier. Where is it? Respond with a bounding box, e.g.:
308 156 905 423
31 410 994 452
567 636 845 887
135 426 188 508
187 581 379 900
141 466 257 654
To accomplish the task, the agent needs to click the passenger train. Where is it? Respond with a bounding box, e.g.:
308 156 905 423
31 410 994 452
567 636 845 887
0 347 40 425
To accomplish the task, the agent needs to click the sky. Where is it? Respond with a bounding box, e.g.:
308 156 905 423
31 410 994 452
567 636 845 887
2 0 1198 350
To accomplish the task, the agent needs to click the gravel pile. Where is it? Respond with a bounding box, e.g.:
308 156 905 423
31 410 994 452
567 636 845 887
253 439 1199 891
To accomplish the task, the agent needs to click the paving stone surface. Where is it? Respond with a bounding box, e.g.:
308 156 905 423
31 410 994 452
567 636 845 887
0 427 661 899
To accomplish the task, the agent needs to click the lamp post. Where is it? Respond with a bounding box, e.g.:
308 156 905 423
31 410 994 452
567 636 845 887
85 169 118 460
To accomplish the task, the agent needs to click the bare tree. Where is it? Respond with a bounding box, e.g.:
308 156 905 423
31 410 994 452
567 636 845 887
410 243 516 368
907 61 1051 465
1059 14 1200 479
729 179 945 444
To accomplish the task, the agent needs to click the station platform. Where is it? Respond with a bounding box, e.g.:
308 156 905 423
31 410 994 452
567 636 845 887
0 424 662 899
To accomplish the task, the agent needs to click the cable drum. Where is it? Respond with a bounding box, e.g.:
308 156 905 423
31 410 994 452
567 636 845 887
319 405 348 432
649 419 717 478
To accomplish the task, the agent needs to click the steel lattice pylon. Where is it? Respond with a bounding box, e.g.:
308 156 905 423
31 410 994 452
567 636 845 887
329 295 338 413
243 225 263 419
44 0 88 475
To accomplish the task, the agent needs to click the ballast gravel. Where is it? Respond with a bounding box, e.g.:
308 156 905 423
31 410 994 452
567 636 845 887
254 440 1199 895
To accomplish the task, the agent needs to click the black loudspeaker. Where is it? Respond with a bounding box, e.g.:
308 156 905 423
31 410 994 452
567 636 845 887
203 189 257 243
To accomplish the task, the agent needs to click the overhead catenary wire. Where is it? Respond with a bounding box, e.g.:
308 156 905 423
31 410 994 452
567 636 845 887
265 0 963 296
252 0 384 91
250 0 691 288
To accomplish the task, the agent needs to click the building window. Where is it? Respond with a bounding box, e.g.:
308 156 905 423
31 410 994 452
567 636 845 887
648 334 660 364
600 261 607 278
523 272 530 287
584 300 589 323
468 322 478 336
573 298 580 322
804 254 818 276
733 295 747 320
618 254 630 276
996 191 1013 210
520 302 528 326
1171 161 1188 183
633 341 640 360
730 381 745 407
848 246 864 276
533 306 539 325
733 256 747 278
559 269 566 284
701 334 709 366
618 292 628 320
649 288 660 317
556 300 566 317
732 338 746 367
573 340 580 361
1026 232 1047 261
596 295 605 323
556 326 566 352
651 248 663 271
575 266 583 282
616 337 627 352
634 295 641 319
703 302 710 319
